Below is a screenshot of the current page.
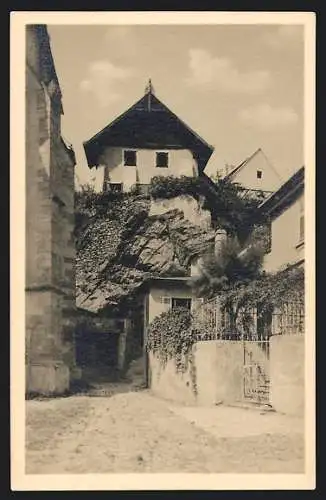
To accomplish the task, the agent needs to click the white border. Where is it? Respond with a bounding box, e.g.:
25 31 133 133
10 11 316 491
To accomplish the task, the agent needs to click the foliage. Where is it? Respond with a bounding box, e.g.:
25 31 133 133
204 178 264 241
190 236 265 300
75 185 127 217
148 175 263 242
149 175 203 200
146 307 196 373
192 265 304 339
219 264 304 314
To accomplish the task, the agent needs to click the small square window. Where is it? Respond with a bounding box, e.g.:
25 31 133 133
124 150 137 166
110 183 122 192
257 170 262 179
172 298 192 310
156 152 169 168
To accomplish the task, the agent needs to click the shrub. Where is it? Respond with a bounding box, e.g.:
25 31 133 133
149 175 203 200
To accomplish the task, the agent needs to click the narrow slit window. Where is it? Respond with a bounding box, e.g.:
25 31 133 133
257 170 262 179
124 150 137 166
156 152 169 168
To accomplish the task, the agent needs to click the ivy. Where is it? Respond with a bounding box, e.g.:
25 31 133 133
146 307 196 374
219 264 305 315
192 265 304 339
149 175 203 200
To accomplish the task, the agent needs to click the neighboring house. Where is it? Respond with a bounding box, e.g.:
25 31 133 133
25 25 77 395
83 80 214 193
258 166 304 273
218 148 283 197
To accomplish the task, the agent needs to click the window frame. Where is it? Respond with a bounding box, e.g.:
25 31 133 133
109 182 123 193
257 170 263 179
155 151 169 168
123 149 137 167
171 297 192 311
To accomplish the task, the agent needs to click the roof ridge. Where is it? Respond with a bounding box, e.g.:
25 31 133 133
83 90 214 153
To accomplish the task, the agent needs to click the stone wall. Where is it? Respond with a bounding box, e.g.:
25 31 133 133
25 26 76 395
269 334 304 416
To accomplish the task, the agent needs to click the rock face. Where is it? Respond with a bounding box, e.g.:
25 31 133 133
76 195 215 314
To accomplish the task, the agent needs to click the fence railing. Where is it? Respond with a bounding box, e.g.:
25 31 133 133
271 300 305 336
192 297 304 341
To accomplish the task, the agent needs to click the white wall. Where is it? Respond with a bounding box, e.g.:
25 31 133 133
99 147 197 192
263 193 304 272
148 284 193 324
232 150 282 193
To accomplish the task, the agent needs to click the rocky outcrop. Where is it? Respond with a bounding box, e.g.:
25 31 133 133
76 195 215 314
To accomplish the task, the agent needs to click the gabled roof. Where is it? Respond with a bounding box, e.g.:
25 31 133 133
83 84 214 171
225 148 282 182
257 166 304 219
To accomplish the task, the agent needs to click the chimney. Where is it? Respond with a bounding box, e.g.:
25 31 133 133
215 229 227 257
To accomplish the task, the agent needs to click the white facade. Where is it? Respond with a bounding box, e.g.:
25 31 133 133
147 282 195 324
97 147 198 192
263 192 304 273
223 149 283 194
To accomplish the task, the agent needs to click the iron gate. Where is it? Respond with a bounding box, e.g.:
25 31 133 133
243 339 270 403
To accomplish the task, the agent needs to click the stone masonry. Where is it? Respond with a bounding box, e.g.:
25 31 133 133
25 25 77 394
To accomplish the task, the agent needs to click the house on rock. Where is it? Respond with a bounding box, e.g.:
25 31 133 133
76 82 231 385
83 79 214 194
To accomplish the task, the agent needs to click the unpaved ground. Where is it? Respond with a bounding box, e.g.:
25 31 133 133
26 390 304 474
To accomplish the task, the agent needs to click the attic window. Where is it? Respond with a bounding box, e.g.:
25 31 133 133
124 150 137 166
156 152 169 168
257 170 263 179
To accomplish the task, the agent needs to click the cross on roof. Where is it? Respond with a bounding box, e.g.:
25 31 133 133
145 78 154 95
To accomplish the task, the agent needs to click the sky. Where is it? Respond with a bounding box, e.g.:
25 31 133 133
47 24 304 187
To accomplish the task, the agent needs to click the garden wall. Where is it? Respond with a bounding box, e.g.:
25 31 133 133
149 340 244 406
269 334 304 416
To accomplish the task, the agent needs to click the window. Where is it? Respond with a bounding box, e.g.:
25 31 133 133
110 183 122 192
156 152 169 168
257 170 262 179
160 296 171 305
171 298 192 310
124 150 137 166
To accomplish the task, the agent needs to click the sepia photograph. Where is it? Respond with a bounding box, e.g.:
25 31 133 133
11 11 315 490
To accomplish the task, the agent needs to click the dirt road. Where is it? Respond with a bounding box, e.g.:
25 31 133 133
26 390 304 474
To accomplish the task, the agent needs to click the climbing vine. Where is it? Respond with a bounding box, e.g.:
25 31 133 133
218 264 304 314
192 264 304 339
146 307 196 373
